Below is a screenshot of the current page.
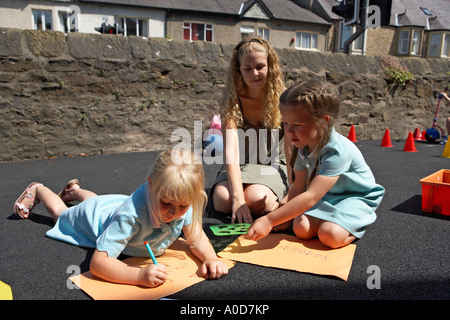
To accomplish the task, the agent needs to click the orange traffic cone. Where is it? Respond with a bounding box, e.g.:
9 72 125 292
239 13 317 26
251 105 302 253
347 125 358 142
413 128 422 141
403 132 418 152
442 138 450 158
420 130 427 141
380 129 393 147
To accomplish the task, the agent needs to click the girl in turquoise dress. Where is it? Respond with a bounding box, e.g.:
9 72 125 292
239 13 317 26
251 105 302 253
14 149 228 287
247 79 385 248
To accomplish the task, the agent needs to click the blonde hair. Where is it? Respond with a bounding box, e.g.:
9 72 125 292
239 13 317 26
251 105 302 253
220 36 284 129
280 78 340 184
147 149 206 245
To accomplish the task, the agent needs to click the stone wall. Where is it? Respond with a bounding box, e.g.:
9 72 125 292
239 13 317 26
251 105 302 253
1 28 449 161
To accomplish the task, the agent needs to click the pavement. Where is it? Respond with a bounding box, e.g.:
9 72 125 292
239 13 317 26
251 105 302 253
1 137 449 305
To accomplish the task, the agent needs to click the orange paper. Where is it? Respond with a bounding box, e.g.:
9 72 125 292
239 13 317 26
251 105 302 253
70 238 235 300
218 234 356 281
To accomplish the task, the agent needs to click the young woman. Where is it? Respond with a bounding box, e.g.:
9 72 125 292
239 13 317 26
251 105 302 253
212 37 289 224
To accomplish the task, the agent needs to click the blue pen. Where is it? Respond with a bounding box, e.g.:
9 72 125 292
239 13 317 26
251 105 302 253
144 241 158 265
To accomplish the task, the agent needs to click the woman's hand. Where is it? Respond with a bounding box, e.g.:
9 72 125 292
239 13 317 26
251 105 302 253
137 264 168 287
232 200 253 224
201 259 229 279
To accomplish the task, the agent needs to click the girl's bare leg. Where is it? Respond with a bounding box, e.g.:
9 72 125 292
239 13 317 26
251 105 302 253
38 185 97 222
293 214 355 248
59 180 97 203
293 214 321 240
15 181 98 222
34 185 68 222
68 187 97 202
317 221 355 249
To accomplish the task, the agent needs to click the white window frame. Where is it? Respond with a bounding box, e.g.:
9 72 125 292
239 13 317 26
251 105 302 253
117 17 148 37
411 30 421 55
295 31 318 50
240 26 254 40
58 10 77 34
397 28 422 56
183 22 214 42
443 34 450 57
32 9 53 31
258 28 270 40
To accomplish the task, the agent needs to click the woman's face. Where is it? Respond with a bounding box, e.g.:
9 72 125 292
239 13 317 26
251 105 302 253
239 50 269 91
281 104 327 152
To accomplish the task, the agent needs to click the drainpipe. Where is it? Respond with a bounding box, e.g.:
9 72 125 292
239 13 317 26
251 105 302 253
343 0 369 54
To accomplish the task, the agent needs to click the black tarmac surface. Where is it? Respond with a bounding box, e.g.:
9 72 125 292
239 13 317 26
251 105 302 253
1 137 449 308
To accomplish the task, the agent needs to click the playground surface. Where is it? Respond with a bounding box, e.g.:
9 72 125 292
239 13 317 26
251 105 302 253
1 137 449 307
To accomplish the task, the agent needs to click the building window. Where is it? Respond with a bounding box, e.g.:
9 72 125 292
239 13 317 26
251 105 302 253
240 26 254 40
397 28 422 56
58 11 79 34
420 7 433 16
428 32 450 58
411 30 421 55
58 11 69 34
117 17 148 37
258 28 269 40
339 23 364 52
429 33 441 57
398 30 409 54
32 10 52 30
295 32 317 50
444 34 450 57
183 22 213 42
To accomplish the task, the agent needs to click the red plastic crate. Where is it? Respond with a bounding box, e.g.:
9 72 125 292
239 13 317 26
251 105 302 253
419 169 450 216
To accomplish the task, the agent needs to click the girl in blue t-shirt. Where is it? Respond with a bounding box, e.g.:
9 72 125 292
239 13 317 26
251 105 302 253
14 149 228 287
247 78 384 248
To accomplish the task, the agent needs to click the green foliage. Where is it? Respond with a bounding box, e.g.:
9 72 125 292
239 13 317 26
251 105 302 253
385 66 413 87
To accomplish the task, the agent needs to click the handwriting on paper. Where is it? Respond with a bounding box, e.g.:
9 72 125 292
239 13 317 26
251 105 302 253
278 244 327 260
218 233 356 281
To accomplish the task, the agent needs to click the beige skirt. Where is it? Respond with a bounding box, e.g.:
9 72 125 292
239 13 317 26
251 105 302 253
211 163 289 202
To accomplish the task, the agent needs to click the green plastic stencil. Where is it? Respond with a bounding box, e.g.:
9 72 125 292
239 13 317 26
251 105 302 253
209 223 251 236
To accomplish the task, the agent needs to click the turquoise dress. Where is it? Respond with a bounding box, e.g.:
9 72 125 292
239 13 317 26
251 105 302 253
294 129 384 238
46 183 192 258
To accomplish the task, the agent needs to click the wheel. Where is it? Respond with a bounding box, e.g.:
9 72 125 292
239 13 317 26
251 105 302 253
425 128 440 142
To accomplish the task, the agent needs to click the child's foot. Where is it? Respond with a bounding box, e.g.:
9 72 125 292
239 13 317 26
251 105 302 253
14 182 42 219
58 179 80 203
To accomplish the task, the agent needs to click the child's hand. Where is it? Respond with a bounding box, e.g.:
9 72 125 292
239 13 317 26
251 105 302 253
138 264 168 287
246 215 273 241
201 259 229 279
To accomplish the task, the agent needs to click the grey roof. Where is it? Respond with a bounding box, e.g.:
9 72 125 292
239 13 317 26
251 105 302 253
80 0 330 24
390 0 450 30
80 0 244 14
313 0 343 21
261 0 330 24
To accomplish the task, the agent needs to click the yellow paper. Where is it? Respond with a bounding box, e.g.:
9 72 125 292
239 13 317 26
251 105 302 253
218 234 356 281
70 238 235 300
0 281 13 300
